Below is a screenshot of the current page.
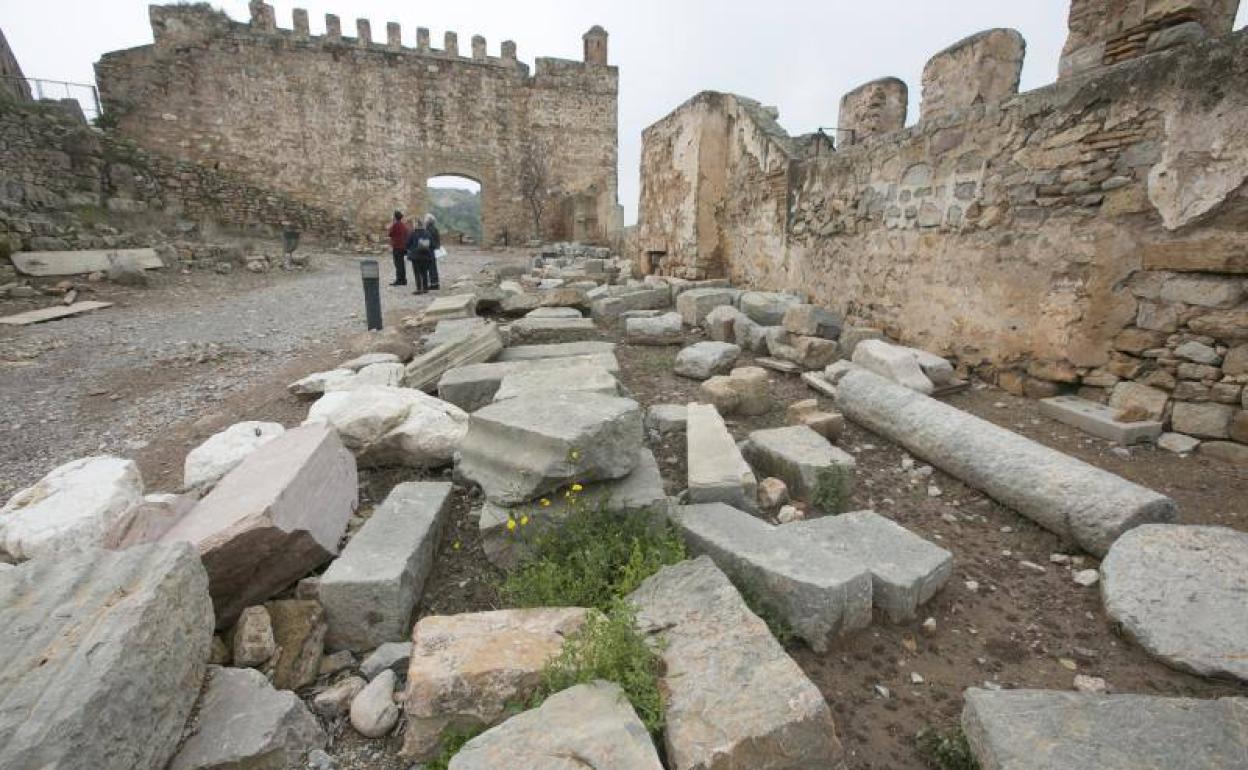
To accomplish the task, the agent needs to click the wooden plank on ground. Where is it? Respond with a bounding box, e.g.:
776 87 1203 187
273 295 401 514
11 249 162 277
0 301 114 326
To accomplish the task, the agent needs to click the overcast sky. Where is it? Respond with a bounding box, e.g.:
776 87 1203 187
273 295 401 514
4 1 1246 224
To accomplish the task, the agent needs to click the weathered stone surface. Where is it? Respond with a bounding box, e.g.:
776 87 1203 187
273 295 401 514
494 363 621 401
686 403 758 511
676 287 740 326
741 425 856 511
703 303 742 341
289 368 356 397
645 403 687 434
1 455 143 561
0 543 213 770
320 482 453 651
168 666 325 770
1171 401 1235 439
232 605 276 667
962 688 1248 770
306 385 469 468
590 287 671 323
732 313 774 353
783 303 843 339
1039 396 1163 445
265 599 326 691
525 306 583 319
628 557 843 769
837 77 907 146
11 247 162 276
351 668 400 738
334 362 406 390
426 317 489 348
1224 344 1248 375
479 448 667 568
343 327 415 363
402 607 591 760
699 365 771 416
403 322 503 392
456 392 643 505
509 316 599 343
921 28 1024 121
770 334 841 370
425 293 478 321
852 339 934 394
497 340 616 362
340 352 400 371
838 326 885 358
162 423 357 626
1188 309 1248 341
1201 440 1248 465
360 641 411 680
625 311 684 344
1101 524 1248 682
836 369 1176 555
312 675 366 718
673 341 741 380
1160 274 1245 308
1174 340 1221 365
1157 432 1201 454
1109 381 1170 422
438 353 620 411
114 492 196 549
671 505 951 649
738 290 801 325
449 681 664 770
184 421 285 490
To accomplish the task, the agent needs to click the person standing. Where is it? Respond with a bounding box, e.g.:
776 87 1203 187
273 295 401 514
424 213 442 290
406 219 435 295
387 211 410 286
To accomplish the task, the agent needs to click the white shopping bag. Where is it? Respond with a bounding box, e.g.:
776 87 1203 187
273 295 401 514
434 247 448 260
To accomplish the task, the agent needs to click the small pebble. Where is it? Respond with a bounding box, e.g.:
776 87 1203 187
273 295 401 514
965 580 980 592
910 672 925 685
1074 674 1107 694
921 617 937 635
1019 560 1046 574
1073 569 1100 587
874 684 891 699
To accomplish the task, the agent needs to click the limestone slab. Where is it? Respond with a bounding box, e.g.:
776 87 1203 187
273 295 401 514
497 340 617 362
625 311 683 344
12 248 162 276
676 287 740 326
509 316 599 342
289 368 355 398
320 482 453 651
184 421 286 490
438 353 619 411
783 304 843 339
738 291 801 325
305 385 469 468
403 322 503 392
1039 396 1163 445
425 293 478 321
686 403 758 511
852 339 934 394
741 425 856 512
962 688 1248 770
494 363 620 402
265 598 327 691
0 300 114 326
426 317 488 348
161 423 358 626
628 557 843 769
673 340 741 380
0 543 213 770
1101 524 1248 682
836 369 1176 556
645 403 688 434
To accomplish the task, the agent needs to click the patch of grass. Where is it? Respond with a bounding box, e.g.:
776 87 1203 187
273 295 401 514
426 726 485 770
733 576 798 645
813 466 850 513
916 725 980 770
499 494 686 612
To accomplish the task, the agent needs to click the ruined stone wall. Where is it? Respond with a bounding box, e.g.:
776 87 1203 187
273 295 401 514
1060 0 1240 78
94 4 619 246
637 20 1248 414
0 27 31 102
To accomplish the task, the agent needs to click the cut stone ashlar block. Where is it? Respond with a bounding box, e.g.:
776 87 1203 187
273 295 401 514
961 688 1248 770
478 448 667 568
676 287 741 326
836 369 1176 556
320 482 453 652
686 402 758 512
455 391 644 505
741 425 855 512
508 316 599 342
438 352 619 411
424 294 478 321
403 321 503 392
493 363 621 402
161 423 358 627
852 339 935 394
628 557 843 769
670 504 951 650
496 340 616 362
673 340 740 380
1039 396 1163 445
738 290 801 326
625 311 684 344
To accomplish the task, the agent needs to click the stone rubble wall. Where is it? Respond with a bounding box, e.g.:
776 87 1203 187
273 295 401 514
0 27 30 102
93 3 620 246
1060 0 1240 79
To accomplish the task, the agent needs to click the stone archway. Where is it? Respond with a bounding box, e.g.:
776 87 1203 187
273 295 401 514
423 174 483 246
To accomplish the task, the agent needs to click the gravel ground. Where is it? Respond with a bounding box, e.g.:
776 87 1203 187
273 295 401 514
0 247 525 497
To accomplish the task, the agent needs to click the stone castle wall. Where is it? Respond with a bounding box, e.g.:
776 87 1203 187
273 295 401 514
0 27 31 102
94 4 619 246
637 1 1247 433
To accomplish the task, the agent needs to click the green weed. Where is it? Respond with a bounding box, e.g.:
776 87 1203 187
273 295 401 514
916 725 980 770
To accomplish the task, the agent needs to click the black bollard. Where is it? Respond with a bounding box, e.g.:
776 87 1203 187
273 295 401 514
360 259 383 330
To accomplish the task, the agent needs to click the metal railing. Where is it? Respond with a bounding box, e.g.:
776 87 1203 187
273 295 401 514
1 75 101 122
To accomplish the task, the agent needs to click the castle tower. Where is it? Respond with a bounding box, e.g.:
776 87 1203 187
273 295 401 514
583 25 608 65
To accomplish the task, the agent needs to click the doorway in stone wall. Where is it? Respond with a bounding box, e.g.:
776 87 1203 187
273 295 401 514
425 175 482 247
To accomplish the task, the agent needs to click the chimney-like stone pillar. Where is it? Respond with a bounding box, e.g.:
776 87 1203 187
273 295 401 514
444 31 459 56
386 22 401 50
472 35 487 60
325 14 342 42
356 19 371 46
292 8 309 38
583 25 608 65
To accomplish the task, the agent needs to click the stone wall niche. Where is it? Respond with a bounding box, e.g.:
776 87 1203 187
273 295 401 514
920 28 1025 122
837 77 907 148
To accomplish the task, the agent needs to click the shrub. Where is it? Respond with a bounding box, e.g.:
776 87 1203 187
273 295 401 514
426 726 484 770
916 725 980 770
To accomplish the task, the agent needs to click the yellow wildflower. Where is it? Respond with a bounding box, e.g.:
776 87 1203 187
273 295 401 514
452 540 462 551
506 518 517 532
569 449 580 460
520 515 530 527
540 498 551 507
571 483 584 492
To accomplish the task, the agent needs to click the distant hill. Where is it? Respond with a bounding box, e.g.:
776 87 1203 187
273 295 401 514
428 186 482 242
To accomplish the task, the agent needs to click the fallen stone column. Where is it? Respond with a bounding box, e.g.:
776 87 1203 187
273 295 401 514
403 322 503 392
835 369 1176 555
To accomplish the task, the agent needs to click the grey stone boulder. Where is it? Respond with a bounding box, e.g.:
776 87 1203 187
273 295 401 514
232 605 276 667
183 421 285 491
962 688 1248 770
305 385 469 469
509 316 598 343
456 391 644 505
645 404 688 435
686 403 758 512
350 668 400 738
673 341 741 380
703 304 742 342
449 681 664 770
628 557 843 769
625 312 683 345
0 543 214 770
741 425 856 512
676 287 740 326
591 287 672 324
852 339 934 394
320 482 453 651
168 666 325 770
1101 524 1248 682
783 304 843 339
360 641 411 680
838 325 885 357
161 423 358 627
312 675 366 719
738 291 802 326
769 335 841 370
438 353 619 411
1171 402 1235 439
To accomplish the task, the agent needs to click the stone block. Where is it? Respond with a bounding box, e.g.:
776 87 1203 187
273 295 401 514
456 391 643 505
425 294 478 321
628 557 843 769
168 667 325 770
403 322 503 392
265 599 326 691
438 353 620 411
114 492 196 549
624 311 683 344
1157 432 1200 454
289 368 355 398
1201 440 1248 465
738 291 801 325
426 318 489 348
732 314 772 353
920 28 1024 121
1171 401 1234 439
836 369 1176 556
702 304 741 342
699 366 771 417
232 605 275 668
1159 275 1244 307
497 341 616 362
1188 308 1248 340
401 607 591 760
340 352 401 371
360 641 410 680
590 287 671 323
524 306 582 319
838 77 907 146
184 421 285 490
509 316 599 343
449 681 664 770
305 385 468 468
494 363 620 402
783 303 843 339
1108 381 1170 421
162 423 358 627
838 325 885 357
1102 524 1248 682
1 455 143 561
1174 340 1221 365
741 425 856 511
686 403 757 511
676 287 739 326
321 482 452 651
645 403 687 434
1039 396 1163 445
673 341 741 380
962 688 1248 770
1113 327 1167 354
11 247 163 276
852 339 934 394
0 543 213 770
771 334 840 370
1224 344 1248 375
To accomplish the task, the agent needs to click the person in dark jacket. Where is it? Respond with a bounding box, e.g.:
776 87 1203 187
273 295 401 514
406 221 435 295
423 213 442 290
387 211 410 286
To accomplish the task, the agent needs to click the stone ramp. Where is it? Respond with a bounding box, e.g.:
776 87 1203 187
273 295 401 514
836 368 1176 556
686 402 758 511
670 504 951 650
961 688 1248 770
